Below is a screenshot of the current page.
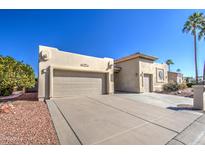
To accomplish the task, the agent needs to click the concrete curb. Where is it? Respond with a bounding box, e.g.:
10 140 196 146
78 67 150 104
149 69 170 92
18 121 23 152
46 99 80 145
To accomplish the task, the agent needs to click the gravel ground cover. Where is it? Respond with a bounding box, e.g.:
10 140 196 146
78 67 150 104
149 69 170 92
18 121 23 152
0 93 59 144
156 88 194 98
0 92 38 102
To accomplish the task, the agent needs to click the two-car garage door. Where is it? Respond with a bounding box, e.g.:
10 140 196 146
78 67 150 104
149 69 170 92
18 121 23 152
53 70 107 97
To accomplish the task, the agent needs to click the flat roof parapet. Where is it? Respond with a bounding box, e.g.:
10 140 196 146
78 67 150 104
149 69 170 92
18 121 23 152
115 52 158 64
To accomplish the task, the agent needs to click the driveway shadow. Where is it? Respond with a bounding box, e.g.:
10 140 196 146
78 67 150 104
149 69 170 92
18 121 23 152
0 92 38 103
167 104 200 111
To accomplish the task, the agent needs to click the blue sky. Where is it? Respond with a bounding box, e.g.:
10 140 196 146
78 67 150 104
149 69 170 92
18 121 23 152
0 10 204 77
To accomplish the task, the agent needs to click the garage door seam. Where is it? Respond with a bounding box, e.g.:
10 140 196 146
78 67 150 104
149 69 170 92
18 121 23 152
52 100 83 145
87 96 179 134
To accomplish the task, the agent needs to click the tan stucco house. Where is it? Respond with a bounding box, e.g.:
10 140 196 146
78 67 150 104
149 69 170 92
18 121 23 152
168 72 183 84
114 53 168 93
38 46 114 101
38 45 172 100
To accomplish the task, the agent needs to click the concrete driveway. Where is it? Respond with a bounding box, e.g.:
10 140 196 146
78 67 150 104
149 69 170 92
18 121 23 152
115 92 193 109
47 93 205 145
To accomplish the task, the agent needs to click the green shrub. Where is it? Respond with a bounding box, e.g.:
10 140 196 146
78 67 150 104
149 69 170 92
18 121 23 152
0 88 13 96
186 81 198 87
186 83 193 88
0 55 35 96
178 82 188 90
163 81 178 92
163 81 188 92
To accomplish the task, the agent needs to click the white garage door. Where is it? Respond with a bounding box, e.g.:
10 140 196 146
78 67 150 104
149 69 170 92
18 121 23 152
53 70 107 97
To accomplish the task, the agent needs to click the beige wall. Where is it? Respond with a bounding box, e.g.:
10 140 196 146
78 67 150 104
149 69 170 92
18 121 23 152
193 85 205 110
115 58 168 93
139 59 168 92
114 58 140 92
152 63 168 91
38 45 114 101
168 72 183 84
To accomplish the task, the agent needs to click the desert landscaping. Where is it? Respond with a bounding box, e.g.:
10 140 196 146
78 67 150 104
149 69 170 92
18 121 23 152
0 93 59 144
0 10 204 145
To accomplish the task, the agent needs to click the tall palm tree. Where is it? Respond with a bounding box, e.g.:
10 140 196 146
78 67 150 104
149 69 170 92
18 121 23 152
199 26 205 85
199 26 205 40
203 61 205 85
166 59 174 72
183 12 205 84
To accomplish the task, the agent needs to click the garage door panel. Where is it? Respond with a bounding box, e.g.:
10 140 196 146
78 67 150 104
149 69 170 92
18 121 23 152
54 77 103 83
54 70 104 78
53 70 106 97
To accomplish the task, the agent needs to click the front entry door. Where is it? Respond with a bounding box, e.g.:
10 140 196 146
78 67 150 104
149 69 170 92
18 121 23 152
144 74 151 92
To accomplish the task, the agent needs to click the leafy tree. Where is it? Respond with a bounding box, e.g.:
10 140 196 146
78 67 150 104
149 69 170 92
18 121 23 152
183 12 205 84
0 55 35 96
166 59 174 72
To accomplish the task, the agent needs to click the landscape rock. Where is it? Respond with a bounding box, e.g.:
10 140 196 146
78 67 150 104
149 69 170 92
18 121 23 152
0 100 59 144
0 103 15 113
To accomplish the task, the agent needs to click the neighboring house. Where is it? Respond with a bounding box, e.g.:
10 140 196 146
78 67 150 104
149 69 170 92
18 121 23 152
183 76 203 84
38 46 114 101
168 72 183 84
183 76 195 83
114 52 168 93
198 76 204 83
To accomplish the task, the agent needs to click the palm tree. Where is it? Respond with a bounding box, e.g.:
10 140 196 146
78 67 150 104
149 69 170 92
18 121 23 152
203 62 205 85
199 27 205 40
166 59 174 72
176 68 181 73
199 26 205 85
183 12 205 84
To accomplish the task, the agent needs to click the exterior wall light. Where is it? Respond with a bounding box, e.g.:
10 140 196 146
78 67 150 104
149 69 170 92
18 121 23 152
40 50 50 61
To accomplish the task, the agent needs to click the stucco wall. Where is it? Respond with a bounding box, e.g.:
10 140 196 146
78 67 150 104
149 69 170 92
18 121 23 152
152 63 168 91
139 59 168 92
168 72 183 84
38 45 114 100
138 59 154 92
193 85 205 110
115 59 140 92
115 58 168 93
